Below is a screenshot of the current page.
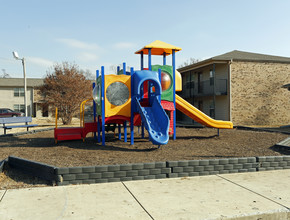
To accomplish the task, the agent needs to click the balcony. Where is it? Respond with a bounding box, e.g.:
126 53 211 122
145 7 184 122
182 79 228 98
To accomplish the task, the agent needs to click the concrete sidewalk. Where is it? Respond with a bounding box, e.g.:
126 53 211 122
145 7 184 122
0 170 289 220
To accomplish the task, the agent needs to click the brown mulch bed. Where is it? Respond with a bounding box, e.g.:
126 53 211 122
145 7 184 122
0 127 289 189
1 127 289 166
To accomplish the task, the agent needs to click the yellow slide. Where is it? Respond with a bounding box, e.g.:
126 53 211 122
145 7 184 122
176 95 233 129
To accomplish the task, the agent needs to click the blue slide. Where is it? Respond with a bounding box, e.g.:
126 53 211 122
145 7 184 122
135 97 169 145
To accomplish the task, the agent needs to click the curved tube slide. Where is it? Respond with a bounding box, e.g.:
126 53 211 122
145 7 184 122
135 97 169 145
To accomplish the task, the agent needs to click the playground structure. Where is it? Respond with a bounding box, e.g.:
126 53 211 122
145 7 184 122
54 40 233 146
54 99 98 143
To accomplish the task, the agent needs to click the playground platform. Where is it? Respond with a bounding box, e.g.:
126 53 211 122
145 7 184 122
0 170 289 219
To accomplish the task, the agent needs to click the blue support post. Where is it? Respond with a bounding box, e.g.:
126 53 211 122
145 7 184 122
117 65 121 140
92 82 97 140
96 70 101 143
123 62 126 75
118 124 121 140
124 121 127 142
101 66 105 146
163 52 166 65
141 52 144 70
148 48 152 105
148 49 152 70
130 67 134 145
158 68 162 102
141 59 145 137
172 49 176 140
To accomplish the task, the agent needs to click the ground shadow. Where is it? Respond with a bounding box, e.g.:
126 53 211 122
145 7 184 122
269 145 290 155
1 165 51 188
175 135 218 140
0 136 55 148
0 134 160 152
65 137 160 152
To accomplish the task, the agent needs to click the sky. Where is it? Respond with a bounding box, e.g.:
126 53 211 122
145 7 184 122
1 0 290 79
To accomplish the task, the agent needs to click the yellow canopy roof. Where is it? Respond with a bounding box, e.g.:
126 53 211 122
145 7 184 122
135 40 182 56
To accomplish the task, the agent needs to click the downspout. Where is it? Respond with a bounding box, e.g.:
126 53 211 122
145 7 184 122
213 63 216 119
228 59 233 122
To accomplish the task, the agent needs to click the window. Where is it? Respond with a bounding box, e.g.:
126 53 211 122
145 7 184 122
186 73 190 89
190 71 195 96
14 104 25 113
210 70 214 86
14 88 24 97
198 100 203 112
198 72 203 93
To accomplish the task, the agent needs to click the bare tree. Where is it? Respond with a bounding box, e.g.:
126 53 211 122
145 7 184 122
178 58 200 68
83 69 95 80
0 69 11 78
38 62 92 125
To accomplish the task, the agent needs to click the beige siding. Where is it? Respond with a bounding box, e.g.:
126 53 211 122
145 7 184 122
0 87 34 116
0 88 14 109
215 64 228 80
215 96 229 121
231 61 290 126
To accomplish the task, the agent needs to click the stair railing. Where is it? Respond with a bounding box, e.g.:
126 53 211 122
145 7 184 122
55 107 58 129
80 98 93 127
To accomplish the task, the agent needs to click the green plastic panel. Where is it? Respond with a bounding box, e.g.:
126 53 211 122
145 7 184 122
152 65 173 102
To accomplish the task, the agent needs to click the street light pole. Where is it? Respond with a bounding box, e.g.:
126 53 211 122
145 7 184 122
12 51 28 117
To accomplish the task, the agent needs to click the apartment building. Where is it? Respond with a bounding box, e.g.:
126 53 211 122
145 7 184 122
0 78 45 117
177 50 290 126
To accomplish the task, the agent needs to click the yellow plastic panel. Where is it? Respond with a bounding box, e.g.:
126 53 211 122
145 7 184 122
104 75 131 118
175 70 182 92
135 40 182 55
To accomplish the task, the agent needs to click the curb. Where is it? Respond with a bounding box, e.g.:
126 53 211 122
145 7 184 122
236 126 290 135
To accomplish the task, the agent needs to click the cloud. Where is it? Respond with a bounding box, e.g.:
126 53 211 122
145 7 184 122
27 57 54 67
78 52 99 62
56 38 100 50
113 42 137 50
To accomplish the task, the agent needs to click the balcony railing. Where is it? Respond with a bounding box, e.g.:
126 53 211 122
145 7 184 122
182 79 227 98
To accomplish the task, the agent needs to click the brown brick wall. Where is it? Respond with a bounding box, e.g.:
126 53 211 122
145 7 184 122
231 61 290 126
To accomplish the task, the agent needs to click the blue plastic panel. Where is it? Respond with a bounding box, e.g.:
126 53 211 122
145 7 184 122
135 97 169 145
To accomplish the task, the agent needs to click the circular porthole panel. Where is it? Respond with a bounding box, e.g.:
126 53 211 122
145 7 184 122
106 82 129 106
161 71 172 91
92 84 101 104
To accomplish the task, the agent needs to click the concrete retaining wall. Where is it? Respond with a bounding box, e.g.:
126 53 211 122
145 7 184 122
0 159 7 172
8 156 56 182
5 156 290 186
257 156 290 171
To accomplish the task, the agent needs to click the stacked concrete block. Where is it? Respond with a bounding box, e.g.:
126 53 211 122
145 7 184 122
167 157 258 178
55 162 171 186
257 156 290 171
5 156 290 187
